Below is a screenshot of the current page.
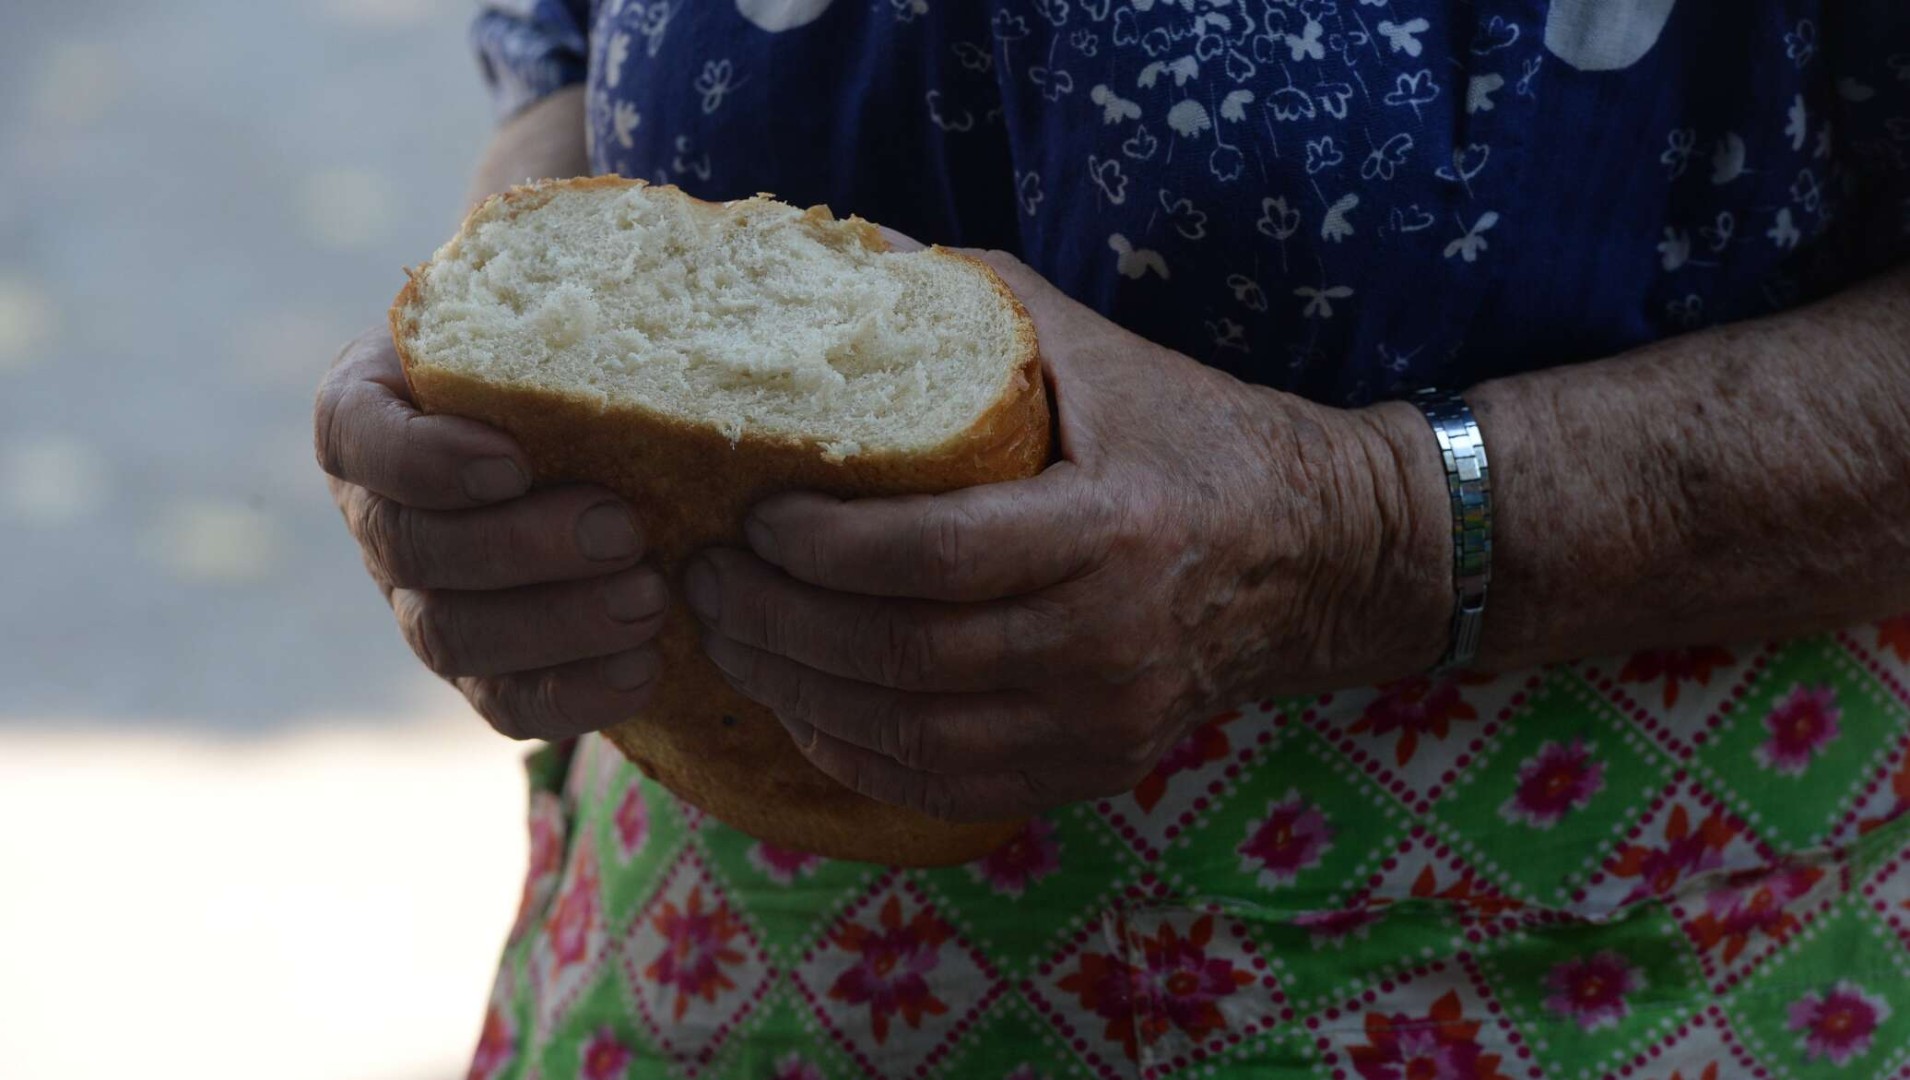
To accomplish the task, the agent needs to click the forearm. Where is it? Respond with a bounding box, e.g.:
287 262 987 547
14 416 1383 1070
1373 263 1910 673
465 86 589 210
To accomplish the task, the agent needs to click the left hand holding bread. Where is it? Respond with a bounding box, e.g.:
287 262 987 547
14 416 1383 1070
690 250 1452 823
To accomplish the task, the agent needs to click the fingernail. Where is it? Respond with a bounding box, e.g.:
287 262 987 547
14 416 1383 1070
577 503 642 561
744 512 780 565
684 559 720 624
462 457 528 502
603 649 659 692
605 571 666 624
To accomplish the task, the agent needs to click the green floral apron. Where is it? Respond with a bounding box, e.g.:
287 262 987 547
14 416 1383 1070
470 618 1910 1079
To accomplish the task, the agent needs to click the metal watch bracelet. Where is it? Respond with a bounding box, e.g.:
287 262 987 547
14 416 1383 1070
1409 388 1491 673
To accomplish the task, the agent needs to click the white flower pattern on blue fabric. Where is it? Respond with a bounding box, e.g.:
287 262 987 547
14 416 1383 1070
475 0 1910 404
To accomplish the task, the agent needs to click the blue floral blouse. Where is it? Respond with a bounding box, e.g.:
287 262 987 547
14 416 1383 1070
473 0 1910 406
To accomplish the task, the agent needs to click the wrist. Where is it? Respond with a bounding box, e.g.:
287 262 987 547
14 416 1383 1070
1346 399 1461 679
1197 386 1457 700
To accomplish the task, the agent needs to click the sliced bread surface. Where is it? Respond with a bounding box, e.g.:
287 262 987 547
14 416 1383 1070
392 177 1050 865
401 176 1032 459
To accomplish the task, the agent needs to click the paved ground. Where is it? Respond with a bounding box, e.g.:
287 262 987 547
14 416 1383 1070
1 4 533 1076
1 0 495 732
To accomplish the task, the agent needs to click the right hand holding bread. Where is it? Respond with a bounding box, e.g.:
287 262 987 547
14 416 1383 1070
378 179 1048 862
315 325 667 740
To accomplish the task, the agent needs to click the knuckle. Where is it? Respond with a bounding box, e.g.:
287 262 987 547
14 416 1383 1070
530 668 576 733
318 378 385 484
876 702 932 772
359 545 393 591
399 592 463 675
312 373 348 478
364 496 428 586
732 582 783 654
489 709 531 743
773 663 817 726
785 519 835 583
465 679 529 741
464 508 524 582
873 615 940 689
916 506 977 592
1003 599 1071 668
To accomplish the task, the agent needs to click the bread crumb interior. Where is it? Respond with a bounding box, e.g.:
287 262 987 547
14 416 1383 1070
406 184 1023 452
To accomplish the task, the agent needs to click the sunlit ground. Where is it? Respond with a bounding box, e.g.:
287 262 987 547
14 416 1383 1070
0 689 531 1080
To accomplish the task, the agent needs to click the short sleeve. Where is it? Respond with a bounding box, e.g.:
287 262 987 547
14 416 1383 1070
471 0 592 122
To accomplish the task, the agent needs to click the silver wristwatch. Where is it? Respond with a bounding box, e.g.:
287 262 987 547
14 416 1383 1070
1410 388 1491 672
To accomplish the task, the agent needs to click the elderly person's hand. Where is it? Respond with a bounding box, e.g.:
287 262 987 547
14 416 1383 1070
693 245 1910 826
687 252 1452 823
315 326 667 740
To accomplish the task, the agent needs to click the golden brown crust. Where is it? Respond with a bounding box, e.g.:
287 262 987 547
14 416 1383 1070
390 177 1049 866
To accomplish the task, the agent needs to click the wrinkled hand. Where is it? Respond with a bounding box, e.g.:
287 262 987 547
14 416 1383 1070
690 252 1448 823
316 327 666 740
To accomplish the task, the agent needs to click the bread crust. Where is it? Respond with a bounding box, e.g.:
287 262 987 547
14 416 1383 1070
391 178 1050 866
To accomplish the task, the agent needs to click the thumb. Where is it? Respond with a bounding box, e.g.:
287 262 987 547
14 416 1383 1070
958 248 1153 468
961 249 1124 387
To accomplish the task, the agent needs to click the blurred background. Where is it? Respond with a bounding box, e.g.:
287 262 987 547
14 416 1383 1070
2 2 535 1076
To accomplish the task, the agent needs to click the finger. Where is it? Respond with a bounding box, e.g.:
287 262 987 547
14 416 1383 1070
966 248 1114 355
965 248 1148 411
795 729 1133 824
701 633 1060 774
392 567 667 678
685 548 1061 691
456 648 661 743
315 327 533 509
339 482 644 589
744 465 1102 601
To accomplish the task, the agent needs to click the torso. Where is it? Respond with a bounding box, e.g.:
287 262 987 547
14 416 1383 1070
471 5 1910 1077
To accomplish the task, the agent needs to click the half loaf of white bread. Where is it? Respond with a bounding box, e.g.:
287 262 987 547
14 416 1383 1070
392 177 1051 866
